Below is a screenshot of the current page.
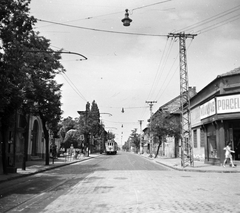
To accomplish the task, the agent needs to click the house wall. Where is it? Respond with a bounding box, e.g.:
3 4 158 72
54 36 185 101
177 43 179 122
27 116 45 160
191 106 205 161
191 71 240 165
164 136 175 158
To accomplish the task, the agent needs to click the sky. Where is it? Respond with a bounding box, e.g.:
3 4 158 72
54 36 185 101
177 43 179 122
29 0 240 146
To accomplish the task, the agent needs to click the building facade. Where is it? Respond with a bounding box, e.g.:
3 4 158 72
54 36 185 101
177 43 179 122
0 113 47 174
144 67 240 166
190 67 240 165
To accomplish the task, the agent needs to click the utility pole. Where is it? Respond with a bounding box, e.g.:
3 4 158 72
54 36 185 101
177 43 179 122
146 101 157 157
168 32 197 167
138 120 144 154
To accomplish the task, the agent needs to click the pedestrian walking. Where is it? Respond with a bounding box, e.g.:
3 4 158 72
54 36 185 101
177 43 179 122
223 142 235 167
69 144 74 156
50 141 57 159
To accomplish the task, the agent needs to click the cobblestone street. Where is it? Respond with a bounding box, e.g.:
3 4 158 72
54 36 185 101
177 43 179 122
39 156 240 213
2 153 240 213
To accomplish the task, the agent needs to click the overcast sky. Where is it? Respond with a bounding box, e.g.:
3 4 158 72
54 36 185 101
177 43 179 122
29 0 240 146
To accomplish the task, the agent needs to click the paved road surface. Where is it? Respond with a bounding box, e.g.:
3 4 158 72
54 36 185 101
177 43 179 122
0 152 239 213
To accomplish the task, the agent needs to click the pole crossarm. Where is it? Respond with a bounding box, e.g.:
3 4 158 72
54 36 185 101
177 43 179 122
168 32 197 167
168 33 197 39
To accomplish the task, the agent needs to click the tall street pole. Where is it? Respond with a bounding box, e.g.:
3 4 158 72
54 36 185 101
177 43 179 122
168 32 197 167
138 120 144 154
146 101 157 157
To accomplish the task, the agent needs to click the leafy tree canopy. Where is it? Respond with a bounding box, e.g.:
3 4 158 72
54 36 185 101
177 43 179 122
150 110 181 142
0 0 65 166
129 128 140 150
78 100 101 137
0 0 36 121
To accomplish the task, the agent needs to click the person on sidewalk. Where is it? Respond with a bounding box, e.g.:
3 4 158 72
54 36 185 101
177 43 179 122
223 142 235 167
50 141 57 159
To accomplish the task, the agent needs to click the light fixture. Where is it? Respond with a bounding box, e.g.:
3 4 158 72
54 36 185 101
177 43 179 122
121 9 132 27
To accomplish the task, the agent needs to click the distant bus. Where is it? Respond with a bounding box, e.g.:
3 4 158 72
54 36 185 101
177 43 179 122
105 140 118 155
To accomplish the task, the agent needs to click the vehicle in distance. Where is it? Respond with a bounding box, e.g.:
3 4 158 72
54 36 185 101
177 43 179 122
105 140 118 155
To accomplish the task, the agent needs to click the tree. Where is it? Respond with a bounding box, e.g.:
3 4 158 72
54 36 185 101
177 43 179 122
0 0 36 113
63 129 80 148
0 0 36 173
107 131 115 140
62 116 78 132
122 139 131 152
0 0 65 169
36 81 63 165
77 101 102 155
88 100 101 137
150 110 180 158
20 32 64 166
58 116 78 144
129 128 140 153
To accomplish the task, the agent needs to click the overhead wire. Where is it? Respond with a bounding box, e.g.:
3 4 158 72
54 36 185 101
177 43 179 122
152 4 240 104
37 2 239 128
147 38 169 100
146 37 174 101
36 0 172 29
155 52 179 101
141 38 174 121
132 0 171 12
155 39 193 102
198 14 240 34
60 72 88 102
37 19 167 37
177 4 240 34
153 38 175 95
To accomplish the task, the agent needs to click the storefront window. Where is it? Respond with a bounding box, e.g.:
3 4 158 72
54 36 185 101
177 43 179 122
207 135 218 158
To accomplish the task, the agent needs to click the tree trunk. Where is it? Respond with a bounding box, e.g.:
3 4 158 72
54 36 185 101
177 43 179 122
1 125 8 174
155 137 162 158
22 114 30 170
43 124 50 165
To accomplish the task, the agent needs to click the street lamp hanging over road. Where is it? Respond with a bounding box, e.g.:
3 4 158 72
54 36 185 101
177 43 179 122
121 9 132 27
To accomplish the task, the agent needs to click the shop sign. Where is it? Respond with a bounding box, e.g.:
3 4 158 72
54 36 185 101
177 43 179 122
216 94 240 114
200 98 216 119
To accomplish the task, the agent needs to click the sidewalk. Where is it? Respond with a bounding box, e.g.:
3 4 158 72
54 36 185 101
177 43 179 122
142 153 240 173
0 154 99 184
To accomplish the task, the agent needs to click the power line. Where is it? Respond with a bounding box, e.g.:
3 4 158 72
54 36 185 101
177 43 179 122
147 37 174 100
37 19 167 37
147 38 169 99
154 38 175 95
36 0 171 29
60 73 87 102
132 0 171 12
178 4 240 33
155 38 193 101
198 14 240 34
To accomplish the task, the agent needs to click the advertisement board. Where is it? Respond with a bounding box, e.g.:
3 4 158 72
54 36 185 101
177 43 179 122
216 94 240 114
200 98 216 119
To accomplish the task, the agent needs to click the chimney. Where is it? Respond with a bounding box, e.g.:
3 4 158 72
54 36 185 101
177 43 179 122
188 86 197 98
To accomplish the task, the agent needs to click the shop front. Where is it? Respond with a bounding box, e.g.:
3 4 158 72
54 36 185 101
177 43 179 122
200 94 240 165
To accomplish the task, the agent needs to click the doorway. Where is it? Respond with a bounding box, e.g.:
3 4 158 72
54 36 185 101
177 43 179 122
233 128 240 160
31 120 39 156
